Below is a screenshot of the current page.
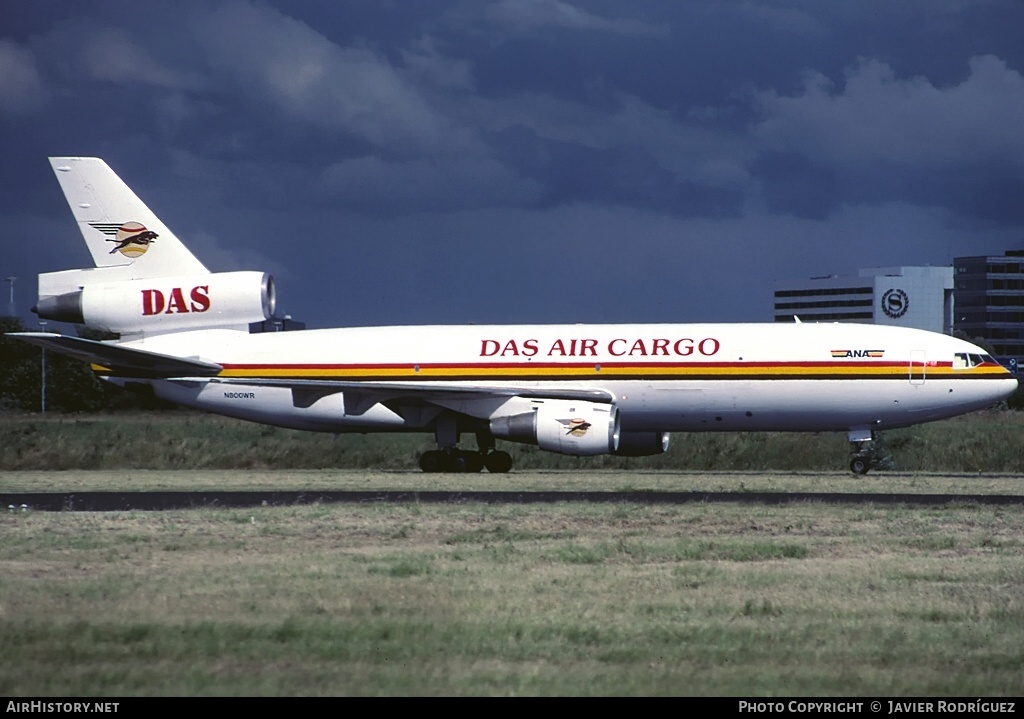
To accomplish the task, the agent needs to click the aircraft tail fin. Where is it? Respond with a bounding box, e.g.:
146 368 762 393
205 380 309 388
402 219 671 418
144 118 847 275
35 158 273 337
48 157 208 277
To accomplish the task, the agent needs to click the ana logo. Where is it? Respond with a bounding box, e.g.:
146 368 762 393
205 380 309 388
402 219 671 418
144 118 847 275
558 418 592 437
88 221 158 258
881 288 909 319
831 349 885 358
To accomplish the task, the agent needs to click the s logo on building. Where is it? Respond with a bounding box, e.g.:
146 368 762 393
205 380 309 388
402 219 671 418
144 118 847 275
881 289 909 319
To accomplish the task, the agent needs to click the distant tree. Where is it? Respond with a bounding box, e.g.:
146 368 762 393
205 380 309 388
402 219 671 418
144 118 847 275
0 317 40 410
0 318 172 412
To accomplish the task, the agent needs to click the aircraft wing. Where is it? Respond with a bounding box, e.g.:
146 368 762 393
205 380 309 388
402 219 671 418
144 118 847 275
204 377 615 415
7 333 223 378
8 332 612 415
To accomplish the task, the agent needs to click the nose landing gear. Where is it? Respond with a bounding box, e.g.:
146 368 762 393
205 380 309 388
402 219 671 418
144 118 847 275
848 429 893 475
849 453 871 475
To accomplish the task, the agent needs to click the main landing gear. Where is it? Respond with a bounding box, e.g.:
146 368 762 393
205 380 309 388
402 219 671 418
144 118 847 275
418 448 513 474
418 416 513 473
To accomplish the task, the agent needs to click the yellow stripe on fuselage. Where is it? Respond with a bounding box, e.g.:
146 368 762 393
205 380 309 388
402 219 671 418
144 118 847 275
211 362 1010 380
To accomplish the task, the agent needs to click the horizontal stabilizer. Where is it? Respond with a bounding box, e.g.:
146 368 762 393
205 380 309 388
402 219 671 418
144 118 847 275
7 333 222 378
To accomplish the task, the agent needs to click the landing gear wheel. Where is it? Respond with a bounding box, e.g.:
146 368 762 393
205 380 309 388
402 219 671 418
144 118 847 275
419 450 444 473
420 449 486 473
849 457 870 475
484 450 513 474
453 451 485 473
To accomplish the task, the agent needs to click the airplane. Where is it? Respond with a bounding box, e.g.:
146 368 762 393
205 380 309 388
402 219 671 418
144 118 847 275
7 157 1018 474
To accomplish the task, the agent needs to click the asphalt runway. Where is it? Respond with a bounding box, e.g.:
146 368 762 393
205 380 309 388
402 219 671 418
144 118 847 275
5 488 1024 511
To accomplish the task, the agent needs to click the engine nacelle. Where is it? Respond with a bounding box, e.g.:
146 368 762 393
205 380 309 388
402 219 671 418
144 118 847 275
35 271 275 335
614 431 670 457
490 399 619 456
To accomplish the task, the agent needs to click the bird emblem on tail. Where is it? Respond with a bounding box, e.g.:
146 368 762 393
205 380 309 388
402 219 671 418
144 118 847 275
108 222 158 257
87 221 159 258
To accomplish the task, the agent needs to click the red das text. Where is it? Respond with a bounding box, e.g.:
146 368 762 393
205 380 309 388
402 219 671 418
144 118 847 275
141 286 211 315
480 337 721 358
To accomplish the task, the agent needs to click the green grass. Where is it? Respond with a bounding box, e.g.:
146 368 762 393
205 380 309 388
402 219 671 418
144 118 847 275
3 466 1023 497
1 502 1022 695
1 410 1021 694
1 409 1022 472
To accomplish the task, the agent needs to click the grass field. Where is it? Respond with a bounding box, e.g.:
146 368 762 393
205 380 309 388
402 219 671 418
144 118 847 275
1 497 1023 696
1 411 1022 696
1 409 1022 473
2 468 1024 495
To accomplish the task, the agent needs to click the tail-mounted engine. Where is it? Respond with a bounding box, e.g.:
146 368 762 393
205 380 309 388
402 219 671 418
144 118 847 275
34 271 275 335
490 399 620 456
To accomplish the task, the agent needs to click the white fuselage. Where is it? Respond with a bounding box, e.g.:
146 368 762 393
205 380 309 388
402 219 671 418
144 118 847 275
35 157 1016 469
109 322 1017 436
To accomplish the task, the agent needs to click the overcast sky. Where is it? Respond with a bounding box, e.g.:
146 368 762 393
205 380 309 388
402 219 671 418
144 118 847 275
2 0 1023 329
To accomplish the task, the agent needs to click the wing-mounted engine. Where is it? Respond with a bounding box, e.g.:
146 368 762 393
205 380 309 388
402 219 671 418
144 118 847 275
34 270 275 335
490 398 620 456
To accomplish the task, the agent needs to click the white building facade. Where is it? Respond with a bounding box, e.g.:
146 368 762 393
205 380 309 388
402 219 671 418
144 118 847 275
773 266 954 334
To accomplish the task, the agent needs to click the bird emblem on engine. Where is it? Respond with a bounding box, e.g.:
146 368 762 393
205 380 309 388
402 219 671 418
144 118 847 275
558 418 592 437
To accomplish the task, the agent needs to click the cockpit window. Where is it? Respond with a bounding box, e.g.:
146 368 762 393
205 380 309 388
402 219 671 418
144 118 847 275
953 352 996 369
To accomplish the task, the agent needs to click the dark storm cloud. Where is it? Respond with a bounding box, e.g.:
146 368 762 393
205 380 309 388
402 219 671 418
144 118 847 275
752 55 1024 172
751 53 1024 218
0 39 48 117
191 2 461 154
1 0 1023 328
476 0 669 37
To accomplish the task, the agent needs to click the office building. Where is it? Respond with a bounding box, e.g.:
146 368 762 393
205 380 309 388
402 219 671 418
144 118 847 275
953 250 1024 366
774 266 954 334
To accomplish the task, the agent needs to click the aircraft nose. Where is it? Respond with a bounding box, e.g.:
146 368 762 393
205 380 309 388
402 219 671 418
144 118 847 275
1005 374 1019 396
990 374 1018 405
